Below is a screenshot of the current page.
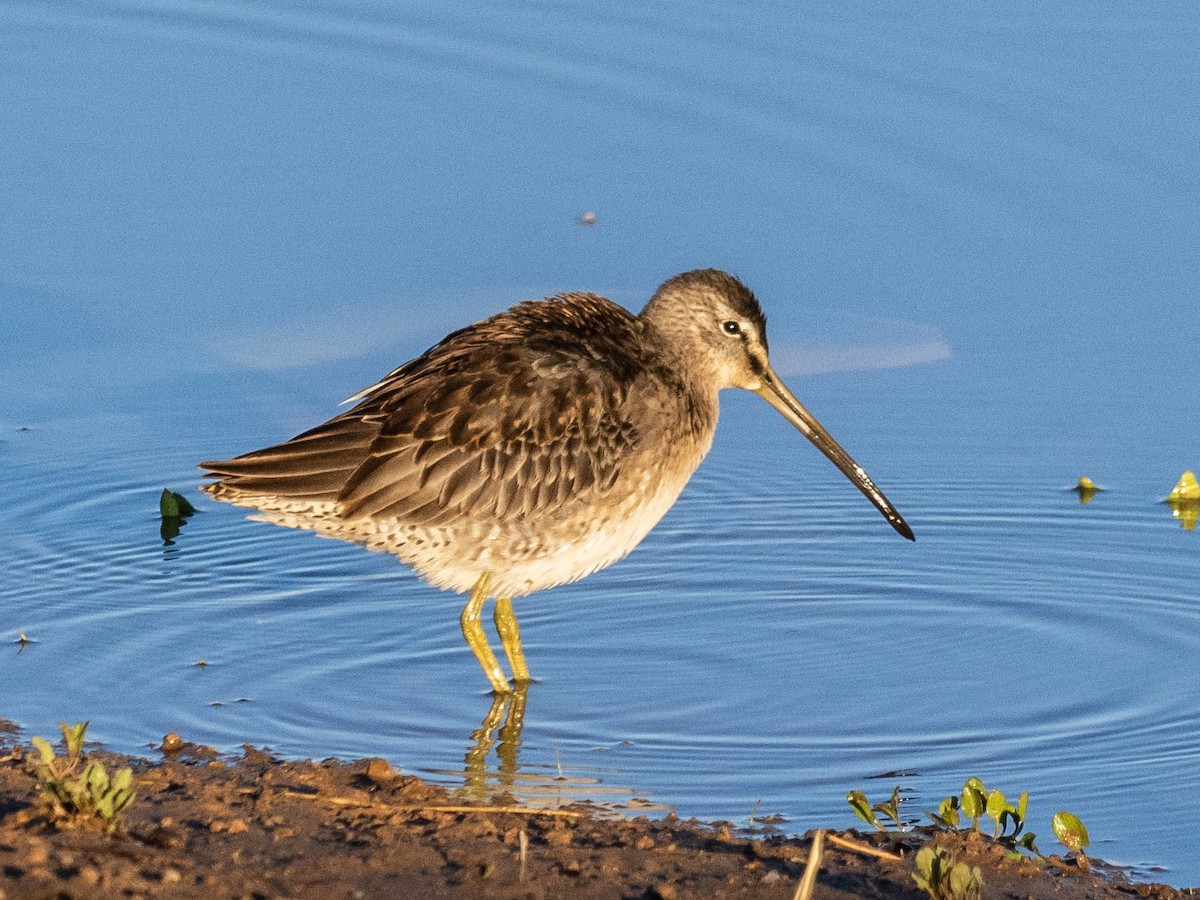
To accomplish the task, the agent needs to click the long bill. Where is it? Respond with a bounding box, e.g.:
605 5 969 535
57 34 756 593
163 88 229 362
754 367 915 541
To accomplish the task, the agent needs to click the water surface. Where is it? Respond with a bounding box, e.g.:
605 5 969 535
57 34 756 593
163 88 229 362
3 0 1198 886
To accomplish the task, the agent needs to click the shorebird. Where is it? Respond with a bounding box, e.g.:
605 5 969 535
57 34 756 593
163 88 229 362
200 269 913 693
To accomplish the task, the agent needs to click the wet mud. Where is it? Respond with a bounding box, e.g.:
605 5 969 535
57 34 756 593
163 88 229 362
0 720 1187 899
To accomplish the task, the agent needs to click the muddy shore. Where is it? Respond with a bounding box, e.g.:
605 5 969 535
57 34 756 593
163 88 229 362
0 720 1188 899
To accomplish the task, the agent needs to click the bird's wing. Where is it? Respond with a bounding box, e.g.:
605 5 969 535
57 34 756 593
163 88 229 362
198 414 379 500
201 294 648 526
336 295 644 525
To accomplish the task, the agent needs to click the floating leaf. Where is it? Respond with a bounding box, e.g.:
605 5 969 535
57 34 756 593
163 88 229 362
1073 476 1099 504
160 489 196 519
1168 470 1199 502
160 489 197 544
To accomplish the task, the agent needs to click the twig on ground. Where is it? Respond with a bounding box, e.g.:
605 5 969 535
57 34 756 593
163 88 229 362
825 832 904 862
278 791 585 818
793 828 824 900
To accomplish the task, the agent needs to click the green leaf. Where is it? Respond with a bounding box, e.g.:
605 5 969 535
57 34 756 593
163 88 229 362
84 761 109 796
58 721 88 758
915 845 935 877
986 788 1009 836
112 787 135 814
928 795 960 831
160 489 196 519
872 786 903 830
926 796 962 832
999 809 1013 831
1052 811 1090 852
949 862 972 895
985 788 1008 817
1017 791 1029 821
969 866 984 898
31 736 56 766
111 767 133 794
65 779 87 807
961 779 986 820
847 790 882 829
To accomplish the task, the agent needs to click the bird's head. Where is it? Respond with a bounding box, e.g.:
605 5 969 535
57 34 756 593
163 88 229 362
641 268 772 392
642 268 914 541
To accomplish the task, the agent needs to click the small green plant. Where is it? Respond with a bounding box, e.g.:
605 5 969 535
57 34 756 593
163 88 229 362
960 777 987 832
847 789 882 830
1052 811 1090 866
982 787 1036 850
846 785 905 832
30 722 135 832
746 798 761 829
926 777 1038 855
912 845 983 900
926 794 961 831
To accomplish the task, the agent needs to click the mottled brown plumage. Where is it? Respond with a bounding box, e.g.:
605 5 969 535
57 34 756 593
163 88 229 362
200 269 912 692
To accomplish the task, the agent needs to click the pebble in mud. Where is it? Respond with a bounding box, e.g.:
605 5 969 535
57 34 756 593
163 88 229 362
23 839 49 866
362 757 394 786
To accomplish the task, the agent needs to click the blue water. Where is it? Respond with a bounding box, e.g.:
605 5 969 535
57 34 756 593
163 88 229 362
3 0 1199 886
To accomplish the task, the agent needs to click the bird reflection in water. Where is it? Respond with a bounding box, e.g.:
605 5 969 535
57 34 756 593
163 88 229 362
454 688 667 814
462 683 528 798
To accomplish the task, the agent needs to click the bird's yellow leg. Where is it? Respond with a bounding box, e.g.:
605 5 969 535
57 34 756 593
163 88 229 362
493 596 531 683
460 573 511 694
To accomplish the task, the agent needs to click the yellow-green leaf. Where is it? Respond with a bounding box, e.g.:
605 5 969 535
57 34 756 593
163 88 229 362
1052 811 1090 852
31 736 56 765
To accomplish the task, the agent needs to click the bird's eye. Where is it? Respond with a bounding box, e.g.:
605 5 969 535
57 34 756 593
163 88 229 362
722 320 742 336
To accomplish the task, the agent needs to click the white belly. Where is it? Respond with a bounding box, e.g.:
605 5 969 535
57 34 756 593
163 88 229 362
223 429 710 598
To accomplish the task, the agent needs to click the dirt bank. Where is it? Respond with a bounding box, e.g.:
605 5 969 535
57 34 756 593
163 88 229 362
0 721 1186 899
